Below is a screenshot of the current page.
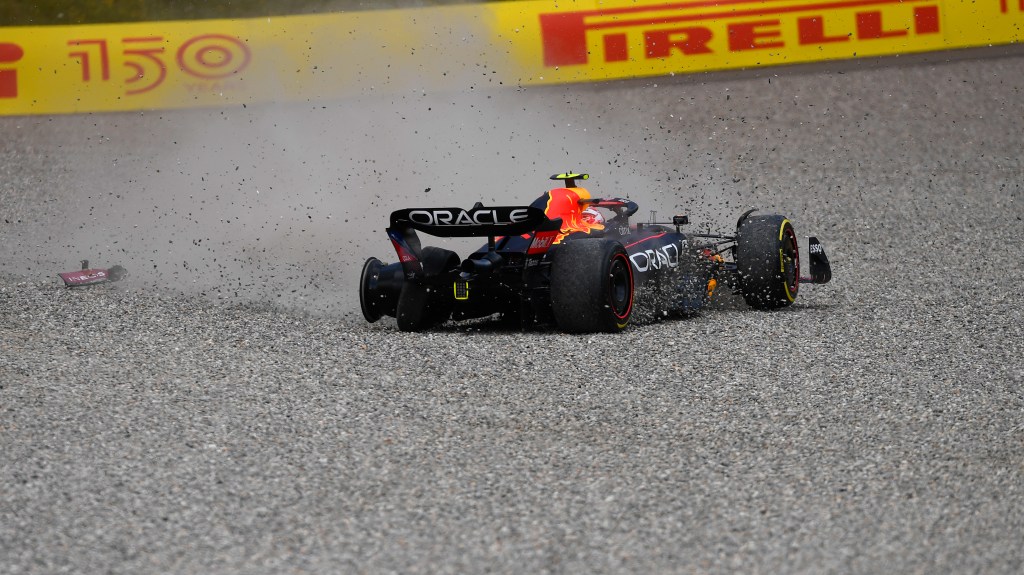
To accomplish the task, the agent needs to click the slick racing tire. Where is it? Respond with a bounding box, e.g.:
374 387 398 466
395 246 460 332
549 239 634 333
736 214 799 310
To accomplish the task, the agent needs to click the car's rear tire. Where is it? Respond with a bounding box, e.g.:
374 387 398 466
359 257 386 322
550 239 634 333
395 247 460 332
736 214 799 310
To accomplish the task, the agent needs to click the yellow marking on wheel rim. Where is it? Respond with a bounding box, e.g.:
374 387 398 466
779 219 791 241
779 219 796 302
781 247 796 302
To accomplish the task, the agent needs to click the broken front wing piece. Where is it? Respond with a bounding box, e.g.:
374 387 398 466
58 260 127 287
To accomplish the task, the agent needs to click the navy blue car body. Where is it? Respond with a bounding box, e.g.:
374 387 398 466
360 173 831 333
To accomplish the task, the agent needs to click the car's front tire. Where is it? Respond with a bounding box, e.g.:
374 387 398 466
736 214 799 310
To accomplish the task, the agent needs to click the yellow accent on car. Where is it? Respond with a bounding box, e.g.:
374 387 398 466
779 219 797 302
554 173 589 181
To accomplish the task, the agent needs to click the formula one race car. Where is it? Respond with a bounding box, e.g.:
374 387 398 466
360 173 831 333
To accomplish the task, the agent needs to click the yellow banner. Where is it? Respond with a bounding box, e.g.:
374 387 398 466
511 0 1024 84
0 8 510 115
0 0 1021 115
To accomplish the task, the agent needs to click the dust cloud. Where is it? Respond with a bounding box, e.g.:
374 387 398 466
0 92 656 316
3 79 748 318
93 90 621 316
1 12 748 317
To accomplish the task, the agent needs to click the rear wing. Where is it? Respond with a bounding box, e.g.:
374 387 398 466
389 205 548 238
386 205 556 279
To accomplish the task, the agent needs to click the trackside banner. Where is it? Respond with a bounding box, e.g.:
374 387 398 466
1 0 1021 115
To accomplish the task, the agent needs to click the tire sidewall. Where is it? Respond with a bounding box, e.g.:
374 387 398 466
606 248 634 329
359 257 383 323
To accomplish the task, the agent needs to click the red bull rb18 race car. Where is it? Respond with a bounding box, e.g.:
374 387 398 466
359 173 831 333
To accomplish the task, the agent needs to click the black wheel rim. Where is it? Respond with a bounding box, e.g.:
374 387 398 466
359 258 383 322
781 226 799 300
608 254 633 320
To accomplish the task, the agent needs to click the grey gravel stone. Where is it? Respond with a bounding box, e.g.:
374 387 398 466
2 46 1023 574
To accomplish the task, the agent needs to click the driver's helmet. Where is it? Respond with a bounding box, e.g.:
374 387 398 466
581 207 605 225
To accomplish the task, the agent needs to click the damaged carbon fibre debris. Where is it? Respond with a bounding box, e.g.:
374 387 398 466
58 260 127 287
